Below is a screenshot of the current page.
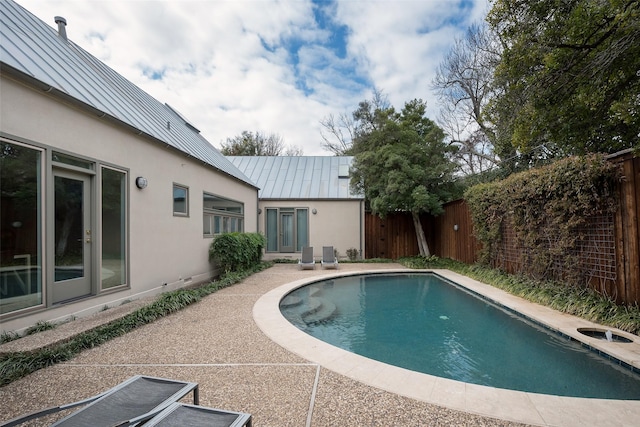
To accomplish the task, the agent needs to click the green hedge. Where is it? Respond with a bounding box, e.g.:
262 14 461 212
464 154 620 284
209 232 266 273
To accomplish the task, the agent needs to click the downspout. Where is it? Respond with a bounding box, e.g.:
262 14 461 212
256 191 260 234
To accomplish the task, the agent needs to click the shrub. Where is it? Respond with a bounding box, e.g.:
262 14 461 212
346 248 359 261
209 232 266 273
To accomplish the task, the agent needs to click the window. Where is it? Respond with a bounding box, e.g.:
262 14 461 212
203 192 244 237
101 167 127 289
0 140 43 314
52 151 94 170
296 209 308 251
266 209 278 251
173 184 189 216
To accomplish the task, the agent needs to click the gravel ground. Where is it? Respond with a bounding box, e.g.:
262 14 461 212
0 263 532 426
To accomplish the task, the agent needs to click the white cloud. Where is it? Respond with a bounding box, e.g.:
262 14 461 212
14 0 489 155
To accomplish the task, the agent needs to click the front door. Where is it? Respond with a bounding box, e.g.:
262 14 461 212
52 170 92 303
279 211 294 253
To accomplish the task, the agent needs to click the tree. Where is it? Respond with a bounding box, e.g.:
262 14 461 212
284 145 304 156
433 23 502 175
487 0 640 156
318 112 356 155
319 89 390 155
220 131 303 156
350 99 459 256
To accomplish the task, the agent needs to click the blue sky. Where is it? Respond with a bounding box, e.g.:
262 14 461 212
15 0 489 155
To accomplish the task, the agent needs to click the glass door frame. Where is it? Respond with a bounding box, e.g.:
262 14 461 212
47 164 97 305
279 211 295 253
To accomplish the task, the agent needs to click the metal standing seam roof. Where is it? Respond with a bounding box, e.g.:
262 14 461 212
0 0 255 187
228 156 363 200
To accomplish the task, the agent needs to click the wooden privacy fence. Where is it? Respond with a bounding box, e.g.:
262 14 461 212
364 151 640 305
611 151 640 305
364 199 479 263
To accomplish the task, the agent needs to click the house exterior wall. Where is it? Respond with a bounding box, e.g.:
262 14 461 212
258 199 364 261
1 76 258 333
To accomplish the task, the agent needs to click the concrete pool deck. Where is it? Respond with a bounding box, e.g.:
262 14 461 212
1 264 639 426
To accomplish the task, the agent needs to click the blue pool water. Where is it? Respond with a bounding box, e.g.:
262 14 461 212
279 273 640 399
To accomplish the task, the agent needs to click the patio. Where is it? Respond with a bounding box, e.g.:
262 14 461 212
2 263 635 426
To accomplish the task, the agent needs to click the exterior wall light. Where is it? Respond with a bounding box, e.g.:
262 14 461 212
453 224 459 231
312 208 317 214
135 176 148 189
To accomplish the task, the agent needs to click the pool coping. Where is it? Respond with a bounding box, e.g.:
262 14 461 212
253 268 640 427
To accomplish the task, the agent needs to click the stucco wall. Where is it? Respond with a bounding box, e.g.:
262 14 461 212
258 199 364 261
1 76 258 332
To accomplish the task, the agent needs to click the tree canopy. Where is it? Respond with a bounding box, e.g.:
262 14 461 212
220 131 303 156
350 99 460 256
488 0 640 156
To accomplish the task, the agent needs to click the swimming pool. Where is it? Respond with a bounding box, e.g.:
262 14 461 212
279 272 640 400
253 267 640 426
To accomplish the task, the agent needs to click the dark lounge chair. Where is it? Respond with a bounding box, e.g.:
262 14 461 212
142 402 252 427
0 375 198 427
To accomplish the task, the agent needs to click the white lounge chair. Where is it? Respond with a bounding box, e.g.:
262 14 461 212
298 246 315 270
321 246 338 269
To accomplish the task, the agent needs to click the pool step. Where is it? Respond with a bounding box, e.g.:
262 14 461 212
299 296 323 317
308 286 321 297
303 299 337 325
280 295 303 308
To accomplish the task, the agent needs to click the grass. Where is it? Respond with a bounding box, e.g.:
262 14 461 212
0 331 20 344
0 262 272 387
24 320 57 336
398 256 640 335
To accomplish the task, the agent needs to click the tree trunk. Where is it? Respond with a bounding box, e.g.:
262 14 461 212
412 211 431 257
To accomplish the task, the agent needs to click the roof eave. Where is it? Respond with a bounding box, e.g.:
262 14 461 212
1 62 259 190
